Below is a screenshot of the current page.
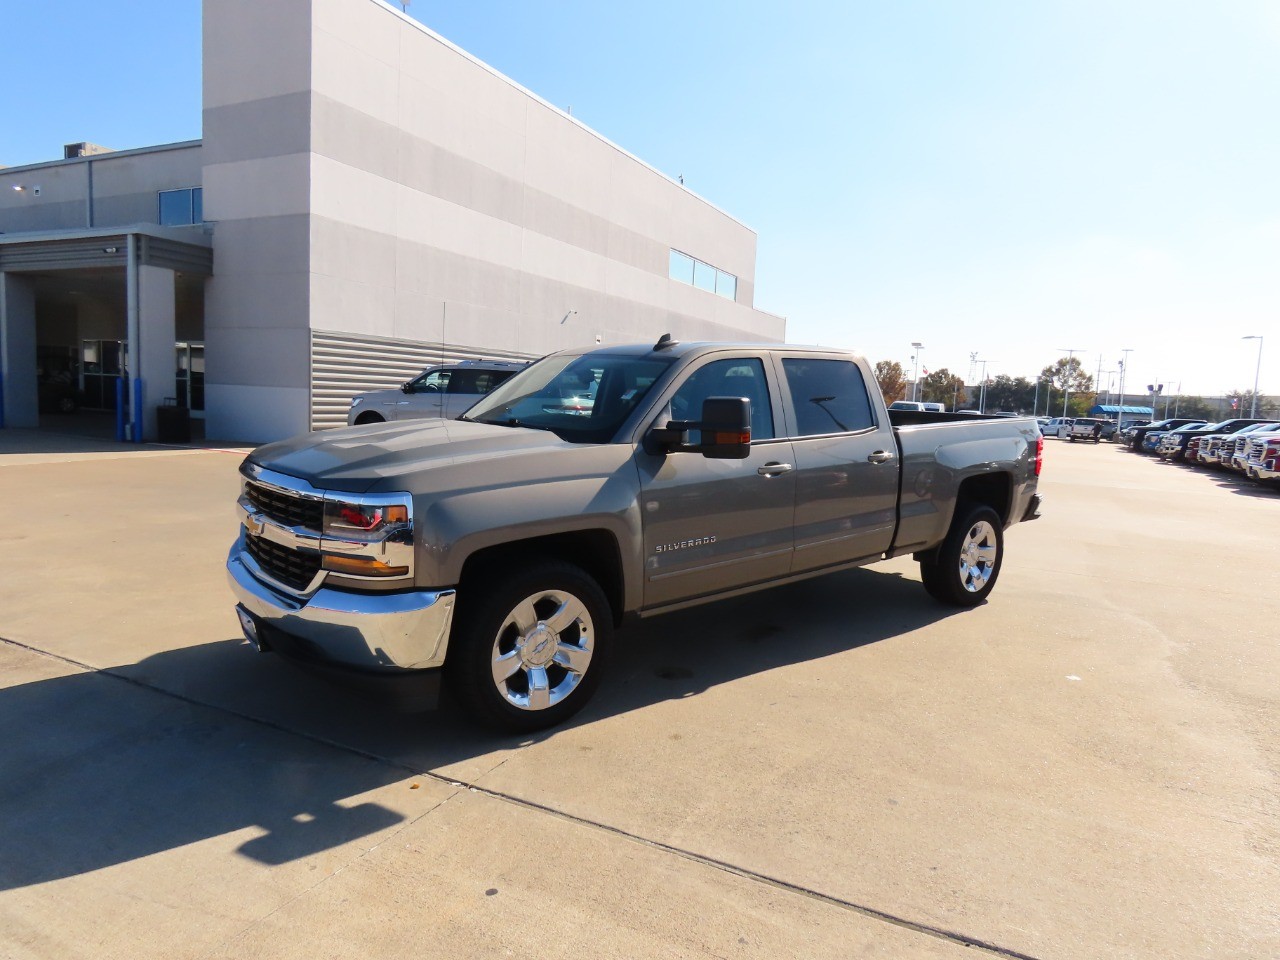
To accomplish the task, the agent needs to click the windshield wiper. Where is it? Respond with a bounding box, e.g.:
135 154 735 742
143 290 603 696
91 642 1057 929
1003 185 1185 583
472 415 553 431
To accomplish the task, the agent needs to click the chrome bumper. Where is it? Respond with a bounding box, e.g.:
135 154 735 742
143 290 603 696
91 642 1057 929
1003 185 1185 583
227 541 455 671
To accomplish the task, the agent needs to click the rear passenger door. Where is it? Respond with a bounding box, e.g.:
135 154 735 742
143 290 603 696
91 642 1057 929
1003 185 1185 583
776 354 899 573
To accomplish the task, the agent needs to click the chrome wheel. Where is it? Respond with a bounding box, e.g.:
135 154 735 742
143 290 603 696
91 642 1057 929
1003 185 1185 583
957 520 999 593
490 589 594 711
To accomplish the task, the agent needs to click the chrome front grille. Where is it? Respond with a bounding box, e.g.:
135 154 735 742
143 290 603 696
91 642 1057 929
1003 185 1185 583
245 534 321 591
245 480 323 531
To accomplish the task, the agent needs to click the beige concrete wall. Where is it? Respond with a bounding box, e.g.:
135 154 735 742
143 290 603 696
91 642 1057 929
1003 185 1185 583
198 0 782 440
306 0 782 356
0 144 203 233
201 0 314 442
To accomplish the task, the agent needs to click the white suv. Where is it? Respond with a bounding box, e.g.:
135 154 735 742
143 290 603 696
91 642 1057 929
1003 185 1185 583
1043 417 1074 438
347 360 527 425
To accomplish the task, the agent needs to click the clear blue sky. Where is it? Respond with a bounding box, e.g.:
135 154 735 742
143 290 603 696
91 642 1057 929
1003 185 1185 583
2 0 1276 398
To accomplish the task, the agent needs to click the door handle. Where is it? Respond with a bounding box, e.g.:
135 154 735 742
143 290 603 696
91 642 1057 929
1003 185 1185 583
866 450 895 464
757 462 794 477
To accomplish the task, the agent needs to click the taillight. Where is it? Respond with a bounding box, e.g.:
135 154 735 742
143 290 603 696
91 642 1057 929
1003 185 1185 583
1035 434 1044 476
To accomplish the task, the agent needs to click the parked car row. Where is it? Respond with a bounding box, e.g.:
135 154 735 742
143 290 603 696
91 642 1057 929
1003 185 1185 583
1123 417 1280 489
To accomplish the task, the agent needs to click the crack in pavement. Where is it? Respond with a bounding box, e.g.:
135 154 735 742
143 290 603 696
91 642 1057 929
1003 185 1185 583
2 636 1046 960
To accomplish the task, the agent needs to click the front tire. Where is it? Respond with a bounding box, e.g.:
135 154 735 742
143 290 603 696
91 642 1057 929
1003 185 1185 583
919 505 1004 607
354 411 385 425
448 560 612 733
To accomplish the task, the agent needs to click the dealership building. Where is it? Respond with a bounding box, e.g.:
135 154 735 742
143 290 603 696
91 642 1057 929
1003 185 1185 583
0 0 783 443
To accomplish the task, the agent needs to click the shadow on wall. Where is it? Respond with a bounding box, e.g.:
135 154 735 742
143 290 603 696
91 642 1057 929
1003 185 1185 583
0 565 959 891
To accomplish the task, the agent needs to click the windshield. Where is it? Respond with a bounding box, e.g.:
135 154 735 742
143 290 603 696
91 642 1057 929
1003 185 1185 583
463 352 674 443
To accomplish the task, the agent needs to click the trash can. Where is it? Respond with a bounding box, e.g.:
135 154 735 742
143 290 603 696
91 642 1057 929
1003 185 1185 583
156 399 191 444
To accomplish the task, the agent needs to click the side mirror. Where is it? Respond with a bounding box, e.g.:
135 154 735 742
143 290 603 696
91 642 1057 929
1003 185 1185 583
650 396 752 460
401 382 413 394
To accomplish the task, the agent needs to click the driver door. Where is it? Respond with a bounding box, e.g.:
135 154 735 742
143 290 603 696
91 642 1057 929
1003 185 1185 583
397 369 449 420
635 355 795 608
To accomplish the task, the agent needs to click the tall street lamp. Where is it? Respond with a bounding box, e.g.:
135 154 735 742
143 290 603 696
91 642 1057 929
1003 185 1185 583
911 342 924 401
1117 348 1133 428
1057 347 1084 417
977 358 997 413
1243 335 1264 417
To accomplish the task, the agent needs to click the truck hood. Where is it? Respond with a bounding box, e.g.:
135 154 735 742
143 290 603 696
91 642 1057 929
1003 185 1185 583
247 418 586 493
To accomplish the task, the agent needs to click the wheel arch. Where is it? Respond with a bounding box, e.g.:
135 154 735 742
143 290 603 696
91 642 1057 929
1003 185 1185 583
458 529 625 626
955 471 1013 526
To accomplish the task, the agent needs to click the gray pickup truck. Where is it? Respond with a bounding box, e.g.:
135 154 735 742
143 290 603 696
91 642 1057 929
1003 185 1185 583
228 337 1043 731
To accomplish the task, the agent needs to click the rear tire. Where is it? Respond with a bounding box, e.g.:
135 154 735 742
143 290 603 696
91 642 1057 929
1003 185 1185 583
447 559 612 733
919 505 1004 607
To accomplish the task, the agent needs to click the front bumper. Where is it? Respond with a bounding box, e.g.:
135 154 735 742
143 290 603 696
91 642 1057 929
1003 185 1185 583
1247 461 1280 481
227 540 456 672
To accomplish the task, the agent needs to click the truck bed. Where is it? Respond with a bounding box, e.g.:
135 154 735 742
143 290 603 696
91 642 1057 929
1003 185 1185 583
888 413 1041 557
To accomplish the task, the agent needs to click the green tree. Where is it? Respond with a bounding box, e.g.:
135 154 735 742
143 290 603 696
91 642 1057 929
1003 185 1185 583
1164 395 1214 420
873 360 908 405
1039 357 1095 417
983 375 1036 414
1224 389 1276 419
920 368 966 409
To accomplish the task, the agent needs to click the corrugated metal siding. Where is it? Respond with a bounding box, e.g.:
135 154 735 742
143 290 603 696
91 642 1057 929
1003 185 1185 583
0 233 211 274
141 236 213 275
0 237 128 271
310 330 536 430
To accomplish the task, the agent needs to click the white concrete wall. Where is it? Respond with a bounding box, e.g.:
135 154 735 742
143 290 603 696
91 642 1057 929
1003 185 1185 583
306 0 781 354
0 144 204 233
138 265 177 438
201 0 314 442
199 0 783 441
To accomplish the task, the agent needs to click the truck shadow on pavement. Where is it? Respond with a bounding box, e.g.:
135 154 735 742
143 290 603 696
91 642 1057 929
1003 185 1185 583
0 565 959 891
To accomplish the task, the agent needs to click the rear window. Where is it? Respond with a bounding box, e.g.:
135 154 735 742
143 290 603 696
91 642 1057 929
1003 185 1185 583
781 358 876 436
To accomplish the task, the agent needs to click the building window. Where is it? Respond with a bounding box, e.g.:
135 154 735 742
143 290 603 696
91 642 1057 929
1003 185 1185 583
669 248 737 302
158 187 203 226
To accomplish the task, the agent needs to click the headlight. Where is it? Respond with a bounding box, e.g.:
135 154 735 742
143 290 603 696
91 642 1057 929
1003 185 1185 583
350 396 364 407
321 495 413 578
323 500 409 535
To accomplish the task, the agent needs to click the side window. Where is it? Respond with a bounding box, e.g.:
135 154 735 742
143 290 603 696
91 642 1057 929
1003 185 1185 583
409 370 449 393
669 358 774 444
447 369 484 394
781 359 876 436
491 370 519 389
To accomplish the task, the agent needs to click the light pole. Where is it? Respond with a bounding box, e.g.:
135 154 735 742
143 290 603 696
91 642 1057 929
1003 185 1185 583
1117 348 1132 428
1057 347 1084 417
911 342 924 401
1243 336 1264 417
1100 369 1117 404
977 359 997 413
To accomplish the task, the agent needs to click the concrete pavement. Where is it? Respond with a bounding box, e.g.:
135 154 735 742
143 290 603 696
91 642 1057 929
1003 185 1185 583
1 427 1276 958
